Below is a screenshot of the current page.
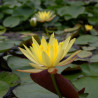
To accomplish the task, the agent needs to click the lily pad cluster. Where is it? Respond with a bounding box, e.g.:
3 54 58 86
0 0 98 32
0 0 98 98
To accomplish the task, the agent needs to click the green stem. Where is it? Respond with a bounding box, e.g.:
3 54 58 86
44 23 49 36
50 74 62 98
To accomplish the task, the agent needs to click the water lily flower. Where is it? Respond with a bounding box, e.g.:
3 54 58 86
35 11 56 22
17 34 81 74
85 24 93 31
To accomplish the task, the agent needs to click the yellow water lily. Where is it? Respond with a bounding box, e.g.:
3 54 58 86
35 11 56 22
17 34 81 74
85 24 93 31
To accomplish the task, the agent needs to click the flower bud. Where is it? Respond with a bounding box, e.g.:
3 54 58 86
30 17 37 27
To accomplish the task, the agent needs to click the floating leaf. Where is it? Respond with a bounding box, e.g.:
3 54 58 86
0 13 4 19
77 51 92 58
80 63 98 76
75 35 98 45
3 16 20 27
13 7 34 21
55 30 64 35
73 63 98 98
57 5 85 18
73 77 98 98
0 72 20 87
13 84 58 98
0 40 18 53
90 55 98 62
82 46 96 51
75 58 89 62
57 64 76 74
90 41 98 47
7 56 33 84
0 81 9 98
90 29 98 36
0 25 6 34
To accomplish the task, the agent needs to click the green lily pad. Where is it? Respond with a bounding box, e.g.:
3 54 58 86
79 93 88 98
73 77 98 98
0 13 4 19
0 40 20 53
0 80 9 98
75 35 98 45
77 51 92 58
82 46 96 51
3 16 20 28
75 58 89 62
80 63 98 76
57 64 76 74
73 63 98 98
57 5 85 18
69 47 76 52
0 25 6 35
90 55 98 62
13 83 58 98
90 41 98 47
90 29 98 36
0 72 20 87
7 56 33 84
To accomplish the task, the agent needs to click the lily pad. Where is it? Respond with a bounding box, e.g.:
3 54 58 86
90 29 98 36
0 72 20 87
0 40 19 53
0 80 9 98
90 41 98 47
77 51 92 58
3 16 20 28
80 63 98 76
57 5 85 18
75 35 98 45
13 84 58 98
7 56 33 84
73 77 98 98
82 46 96 51
73 63 98 98
75 58 89 62
90 55 98 62
0 25 6 35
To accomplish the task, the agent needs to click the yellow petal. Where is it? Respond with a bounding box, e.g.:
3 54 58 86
53 49 64 66
17 69 42 73
62 38 76 58
30 63 46 70
32 36 39 47
31 43 41 64
59 56 77 66
47 15 56 22
42 51 51 67
58 50 81 66
62 36 71 49
19 47 38 64
49 45 54 61
41 36 47 48
23 45 38 62
49 33 55 45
